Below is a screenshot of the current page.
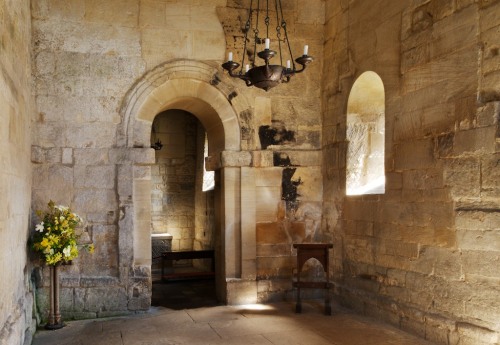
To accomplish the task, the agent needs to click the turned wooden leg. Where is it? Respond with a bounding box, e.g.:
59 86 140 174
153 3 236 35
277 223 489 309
296 287 302 313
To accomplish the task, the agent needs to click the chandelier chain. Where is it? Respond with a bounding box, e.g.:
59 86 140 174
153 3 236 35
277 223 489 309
278 0 295 70
274 0 283 66
241 0 254 74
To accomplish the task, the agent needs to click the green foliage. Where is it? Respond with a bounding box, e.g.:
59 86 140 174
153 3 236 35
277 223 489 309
32 200 94 266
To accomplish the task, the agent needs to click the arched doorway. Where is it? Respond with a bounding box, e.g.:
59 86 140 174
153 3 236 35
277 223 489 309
118 60 252 309
149 109 217 309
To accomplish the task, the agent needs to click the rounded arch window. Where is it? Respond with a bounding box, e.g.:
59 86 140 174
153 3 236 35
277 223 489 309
346 71 385 195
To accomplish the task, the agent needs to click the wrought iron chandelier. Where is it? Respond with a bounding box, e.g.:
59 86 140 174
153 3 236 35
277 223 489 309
221 0 313 92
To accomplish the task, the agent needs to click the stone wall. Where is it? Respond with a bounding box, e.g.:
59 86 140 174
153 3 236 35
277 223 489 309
217 0 326 303
322 1 500 344
151 110 198 252
0 0 35 344
194 122 216 252
30 0 325 319
30 0 228 320
194 122 216 272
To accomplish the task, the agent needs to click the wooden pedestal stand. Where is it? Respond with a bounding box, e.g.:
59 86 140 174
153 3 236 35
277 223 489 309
45 264 64 330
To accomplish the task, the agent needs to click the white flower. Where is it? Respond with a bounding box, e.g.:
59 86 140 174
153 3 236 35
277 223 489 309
35 222 44 232
63 246 71 257
56 205 68 212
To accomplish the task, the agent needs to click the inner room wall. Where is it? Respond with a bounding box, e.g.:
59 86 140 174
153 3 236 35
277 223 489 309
151 110 199 252
194 123 216 271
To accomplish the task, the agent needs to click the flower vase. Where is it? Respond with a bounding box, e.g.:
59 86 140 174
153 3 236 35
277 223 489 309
45 264 64 330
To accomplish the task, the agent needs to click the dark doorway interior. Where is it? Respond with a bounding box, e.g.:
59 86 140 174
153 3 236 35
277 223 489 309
150 110 217 310
152 278 218 310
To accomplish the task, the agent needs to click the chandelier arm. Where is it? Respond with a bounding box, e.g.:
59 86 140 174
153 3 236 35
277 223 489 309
226 68 252 84
282 75 292 84
282 68 294 80
293 65 307 74
293 55 314 74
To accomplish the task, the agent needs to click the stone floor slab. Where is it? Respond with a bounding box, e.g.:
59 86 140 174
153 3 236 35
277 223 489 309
32 301 436 345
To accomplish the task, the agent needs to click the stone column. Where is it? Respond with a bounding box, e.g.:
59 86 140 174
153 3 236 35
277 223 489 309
221 166 241 279
112 148 155 311
241 167 257 280
219 151 258 304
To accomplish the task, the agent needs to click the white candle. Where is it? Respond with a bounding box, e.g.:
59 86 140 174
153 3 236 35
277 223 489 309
246 64 250 73
228 52 233 61
286 60 291 69
303 45 309 55
265 38 270 49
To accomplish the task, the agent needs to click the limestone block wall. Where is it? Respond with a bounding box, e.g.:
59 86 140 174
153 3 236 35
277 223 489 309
30 0 228 320
151 110 198 252
0 0 35 344
30 0 326 318
323 1 499 344
193 122 216 273
216 0 326 301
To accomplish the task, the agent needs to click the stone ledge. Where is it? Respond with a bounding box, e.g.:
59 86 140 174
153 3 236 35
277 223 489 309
207 150 323 170
220 151 252 167
80 277 120 288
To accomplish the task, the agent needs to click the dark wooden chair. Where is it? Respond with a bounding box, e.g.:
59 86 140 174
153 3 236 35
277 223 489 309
292 243 333 315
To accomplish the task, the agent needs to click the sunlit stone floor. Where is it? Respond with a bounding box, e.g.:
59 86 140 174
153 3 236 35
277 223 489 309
32 279 435 345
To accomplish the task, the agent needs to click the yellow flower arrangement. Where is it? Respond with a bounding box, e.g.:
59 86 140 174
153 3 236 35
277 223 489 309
32 200 94 266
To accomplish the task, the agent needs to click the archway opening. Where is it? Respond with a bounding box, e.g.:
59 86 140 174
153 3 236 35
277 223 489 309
122 62 248 309
150 109 218 309
346 71 386 195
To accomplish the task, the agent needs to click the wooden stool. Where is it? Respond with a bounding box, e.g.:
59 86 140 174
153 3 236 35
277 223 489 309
292 243 333 315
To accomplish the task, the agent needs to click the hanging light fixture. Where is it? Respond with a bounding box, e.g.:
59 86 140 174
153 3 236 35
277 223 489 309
150 121 163 151
221 0 313 92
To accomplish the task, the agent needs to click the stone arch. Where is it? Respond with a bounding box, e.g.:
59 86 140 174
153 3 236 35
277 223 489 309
119 59 241 153
346 71 385 195
118 60 251 308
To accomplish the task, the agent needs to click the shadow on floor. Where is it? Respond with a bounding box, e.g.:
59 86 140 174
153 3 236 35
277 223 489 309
151 278 220 310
